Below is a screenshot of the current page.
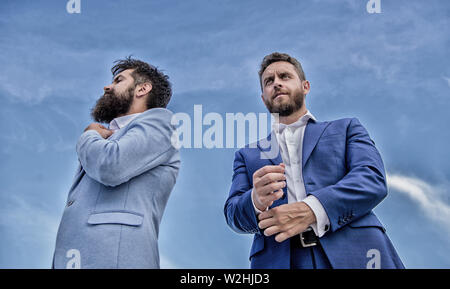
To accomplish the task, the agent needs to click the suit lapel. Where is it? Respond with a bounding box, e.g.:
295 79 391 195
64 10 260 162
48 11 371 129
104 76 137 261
254 119 330 209
257 133 282 165
68 162 85 198
302 119 330 168
258 120 330 168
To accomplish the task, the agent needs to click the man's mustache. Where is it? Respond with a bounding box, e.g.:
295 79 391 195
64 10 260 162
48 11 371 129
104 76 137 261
272 89 289 100
101 92 114 98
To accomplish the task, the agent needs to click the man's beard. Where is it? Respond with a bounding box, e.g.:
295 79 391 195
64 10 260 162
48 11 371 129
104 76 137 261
91 85 135 123
264 89 305 117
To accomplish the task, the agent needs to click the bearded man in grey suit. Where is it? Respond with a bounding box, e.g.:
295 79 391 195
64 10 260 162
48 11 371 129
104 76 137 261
53 57 180 269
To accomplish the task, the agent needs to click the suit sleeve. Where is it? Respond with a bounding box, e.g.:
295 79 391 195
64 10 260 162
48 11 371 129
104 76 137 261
224 150 261 235
307 118 387 232
76 108 177 187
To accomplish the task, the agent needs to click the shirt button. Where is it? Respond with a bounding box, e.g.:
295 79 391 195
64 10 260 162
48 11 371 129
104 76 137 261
67 200 75 207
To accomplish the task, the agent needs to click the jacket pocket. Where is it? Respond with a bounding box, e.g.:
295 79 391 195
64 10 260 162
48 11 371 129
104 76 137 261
249 234 265 260
87 210 144 226
348 213 386 233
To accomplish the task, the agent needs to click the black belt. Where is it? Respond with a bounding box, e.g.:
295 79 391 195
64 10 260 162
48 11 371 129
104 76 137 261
291 227 318 248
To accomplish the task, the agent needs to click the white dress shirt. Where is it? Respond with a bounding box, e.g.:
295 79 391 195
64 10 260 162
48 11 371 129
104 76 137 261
108 113 142 132
252 111 330 237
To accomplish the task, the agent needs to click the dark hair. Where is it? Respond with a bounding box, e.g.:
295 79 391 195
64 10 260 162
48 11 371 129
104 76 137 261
111 56 172 109
258 52 306 90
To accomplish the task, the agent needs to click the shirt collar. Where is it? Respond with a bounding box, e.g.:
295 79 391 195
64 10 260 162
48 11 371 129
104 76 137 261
108 113 142 131
272 110 316 134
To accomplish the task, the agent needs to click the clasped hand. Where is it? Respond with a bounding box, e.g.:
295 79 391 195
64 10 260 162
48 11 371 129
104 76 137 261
84 123 113 139
252 164 316 242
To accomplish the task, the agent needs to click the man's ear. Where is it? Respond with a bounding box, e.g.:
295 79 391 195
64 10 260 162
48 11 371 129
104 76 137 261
136 82 152 98
302 80 311 95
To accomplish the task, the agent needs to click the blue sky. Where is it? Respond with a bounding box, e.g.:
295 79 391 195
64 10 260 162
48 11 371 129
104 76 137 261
0 0 449 268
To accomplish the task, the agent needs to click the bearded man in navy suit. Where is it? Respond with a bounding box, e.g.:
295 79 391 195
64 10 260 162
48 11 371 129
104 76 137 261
224 52 404 269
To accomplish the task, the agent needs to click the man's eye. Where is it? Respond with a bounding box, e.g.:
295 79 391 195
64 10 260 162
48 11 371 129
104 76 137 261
265 79 273 86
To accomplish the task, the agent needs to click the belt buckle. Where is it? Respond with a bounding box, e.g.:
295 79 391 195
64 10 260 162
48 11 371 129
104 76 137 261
299 227 317 248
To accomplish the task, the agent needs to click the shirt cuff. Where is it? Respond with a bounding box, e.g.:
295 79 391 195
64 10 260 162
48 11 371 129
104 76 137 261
302 195 330 238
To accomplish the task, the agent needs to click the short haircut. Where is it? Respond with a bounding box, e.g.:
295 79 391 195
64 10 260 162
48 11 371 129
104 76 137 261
258 52 306 91
111 56 172 109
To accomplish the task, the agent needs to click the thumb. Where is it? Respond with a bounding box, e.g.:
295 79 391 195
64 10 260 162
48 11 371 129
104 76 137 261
103 129 113 138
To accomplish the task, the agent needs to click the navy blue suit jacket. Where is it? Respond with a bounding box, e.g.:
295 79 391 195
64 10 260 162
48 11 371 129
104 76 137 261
224 117 404 269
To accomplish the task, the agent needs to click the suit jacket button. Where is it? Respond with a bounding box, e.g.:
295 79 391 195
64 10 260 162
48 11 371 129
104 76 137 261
67 200 74 207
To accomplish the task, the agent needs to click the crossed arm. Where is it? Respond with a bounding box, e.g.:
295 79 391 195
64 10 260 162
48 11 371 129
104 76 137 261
76 109 177 187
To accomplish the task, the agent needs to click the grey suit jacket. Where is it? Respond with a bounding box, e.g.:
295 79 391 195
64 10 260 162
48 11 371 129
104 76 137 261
53 108 180 268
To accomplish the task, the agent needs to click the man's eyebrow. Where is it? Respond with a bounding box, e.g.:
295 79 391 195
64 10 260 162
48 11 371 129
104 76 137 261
278 70 292 76
263 73 274 81
113 75 124 81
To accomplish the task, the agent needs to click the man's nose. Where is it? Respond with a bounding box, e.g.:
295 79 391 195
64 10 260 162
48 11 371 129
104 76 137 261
273 78 283 90
104 84 112 92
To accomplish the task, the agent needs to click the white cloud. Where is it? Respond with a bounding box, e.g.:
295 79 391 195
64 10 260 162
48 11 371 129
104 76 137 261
0 32 106 105
160 254 179 269
0 194 62 244
0 193 63 268
387 174 450 232
349 52 402 84
350 53 383 79
442 76 450 88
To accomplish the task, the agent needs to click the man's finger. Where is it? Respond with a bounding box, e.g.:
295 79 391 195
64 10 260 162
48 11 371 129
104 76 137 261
263 225 282 237
99 128 113 138
254 165 285 179
258 217 276 229
275 224 306 243
258 208 274 221
271 189 284 201
259 189 284 208
274 232 291 243
259 181 286 196
257 173 286 186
